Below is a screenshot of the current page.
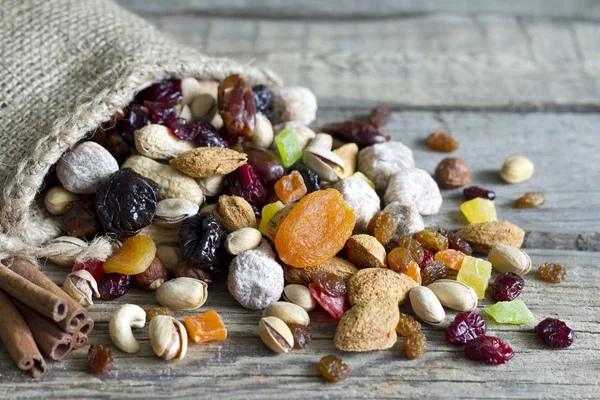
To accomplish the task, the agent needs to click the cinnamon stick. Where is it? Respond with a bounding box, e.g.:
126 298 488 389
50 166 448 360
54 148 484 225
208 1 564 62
73 331 88 349
0 290 46 378
13 299 74 361
0 266 68 322
5 257 90 333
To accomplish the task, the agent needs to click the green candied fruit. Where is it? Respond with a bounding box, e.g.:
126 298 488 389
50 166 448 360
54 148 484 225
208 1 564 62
484 300 534 324
259 201 285 235
275 129 303 168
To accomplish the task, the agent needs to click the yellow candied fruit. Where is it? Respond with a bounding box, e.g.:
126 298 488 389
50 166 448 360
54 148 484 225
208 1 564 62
258 201 285 235
457 256 492 299
103 235 156 275
461 198 497 224
352 172 375 190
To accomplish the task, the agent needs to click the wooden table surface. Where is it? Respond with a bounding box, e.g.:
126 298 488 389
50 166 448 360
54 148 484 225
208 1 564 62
3 1 600 398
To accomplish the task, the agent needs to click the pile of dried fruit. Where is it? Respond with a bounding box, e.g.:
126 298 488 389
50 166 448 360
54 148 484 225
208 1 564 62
4 76 573 381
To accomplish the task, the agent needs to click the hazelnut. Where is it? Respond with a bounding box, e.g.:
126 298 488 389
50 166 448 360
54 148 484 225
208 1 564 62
44 186 80 215
133 257 168 291
174 262 213 284
435 157 472 189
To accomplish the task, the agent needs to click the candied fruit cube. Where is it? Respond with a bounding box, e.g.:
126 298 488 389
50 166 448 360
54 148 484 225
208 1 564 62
404 262 422 285
258 201 285 235
103 236 156 275
274 171 307 204
484 300 534 324
352 172 375 189
434 249 466 270
275 129 302 168
461 198 497 224
184 310 227 344
457 256 492 299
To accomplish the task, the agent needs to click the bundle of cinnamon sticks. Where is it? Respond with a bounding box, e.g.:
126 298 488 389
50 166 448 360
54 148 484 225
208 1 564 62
0 257 94 378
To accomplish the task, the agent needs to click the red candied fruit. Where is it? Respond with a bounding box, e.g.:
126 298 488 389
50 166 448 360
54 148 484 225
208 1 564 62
464 336 514 364
72 258 105 282
446 311 486 345
490 272 524 301
309 283 347 321
536 318 574 349
98 273 132 300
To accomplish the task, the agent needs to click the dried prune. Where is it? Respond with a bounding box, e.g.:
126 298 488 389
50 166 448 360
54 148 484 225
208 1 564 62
426 131 459 152
319 121 387 149
490 272 524 301
118 103 150 144
405 331 427 360
219 74 256 138
515 192 545 208
95 169 159 239
446 311 486 345
252 84 274 121
135 80 182 103
368 105 391 128
464 336 514 364
180 212 228 274
98 273 132 300
289 324 312 349
290 161 321 194
312 272 346 296
87 344 115 375
63 198 102 238
538 262 566 283
463 186 496 201
536 318 574 349
223 164 266 214
318 355 350 382
421 261 450 285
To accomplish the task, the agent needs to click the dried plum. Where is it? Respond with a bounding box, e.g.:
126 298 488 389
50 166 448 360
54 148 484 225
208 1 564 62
95 169 159 239
319 121 387 148
180 213 228 274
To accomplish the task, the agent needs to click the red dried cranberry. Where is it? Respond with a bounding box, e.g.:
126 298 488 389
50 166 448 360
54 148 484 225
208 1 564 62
73 259 105 282
309 283 347 321
98 273 132 300
168 118 197 140
464 336 514 364
194 120 228 148
446 311 486 345
118 103 150 144
490 272 524 301
463 186 496 201
419 248 433 270
536 318 574 349
223 164 266 212
135 80 182 103
144 101 177 125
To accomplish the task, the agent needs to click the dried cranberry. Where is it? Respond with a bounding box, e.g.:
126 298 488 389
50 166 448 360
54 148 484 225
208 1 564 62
252 84 274 121
118 103 150 144
98 273 132 300
536 318 574 349
309 283 347 321
180 213 228 274
446 311 486 345
168 118 197 140
290 161 321 194
73 259 105 281
144 100 177 125
419 248 434 270
490 272 524 301
135 80 182 104
223 164 266 212
463 186 496 201
194 120 228 148
319 121 388 148
464 336 514 364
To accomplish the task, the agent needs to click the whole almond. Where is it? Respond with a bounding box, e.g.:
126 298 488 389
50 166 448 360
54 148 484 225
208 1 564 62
334 298 399 352
170 147 247 178
347 268 418 306
346 234 387 269
456 220 525 254
217 195 257 232
409 286 445 325
487 244 532 275
427 279 477 311
500 155 534 183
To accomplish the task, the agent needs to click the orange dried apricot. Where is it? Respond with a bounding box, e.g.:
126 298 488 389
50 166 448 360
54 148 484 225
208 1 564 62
404 262 422 285
103 235 156 275
434 249 466 271
275 189 355 268
274 170 307 204
183 310 227 344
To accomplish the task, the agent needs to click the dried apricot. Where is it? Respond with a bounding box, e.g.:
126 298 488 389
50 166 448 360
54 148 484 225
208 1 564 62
434 249 466 271
275 189 355 268
274 171 307 204
103 236 156 275
184 310 227 344
404 262 422 285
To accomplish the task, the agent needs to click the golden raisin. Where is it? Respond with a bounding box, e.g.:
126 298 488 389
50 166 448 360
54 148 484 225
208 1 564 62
318 355 350 383
538 263 566 283
405 331 427 360
103 236 156 275
274 170 307 204
275 189 355 268
387 247 418 274
289 324 312 349
184 310 228 344
87 344 115 375
367 211 398 248
414 229 448 252
146 307 175 322
434 249 466 270
397 236 424 264
396 312 421 337
515 192 545 209
404 262 422 285
426 131 459 152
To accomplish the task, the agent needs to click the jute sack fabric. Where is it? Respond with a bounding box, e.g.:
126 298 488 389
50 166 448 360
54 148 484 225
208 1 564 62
0 0 281 256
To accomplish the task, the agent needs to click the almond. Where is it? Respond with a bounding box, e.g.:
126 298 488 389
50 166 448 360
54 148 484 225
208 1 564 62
333 143 359 178
346 234 387 269
334 298 399 352
347 268 418 306
285 257 358 285
216 195 257 232
456 220 525 254
169 147 247 178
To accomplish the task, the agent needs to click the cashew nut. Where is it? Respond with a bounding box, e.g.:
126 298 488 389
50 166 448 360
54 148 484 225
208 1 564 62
109 304 146 354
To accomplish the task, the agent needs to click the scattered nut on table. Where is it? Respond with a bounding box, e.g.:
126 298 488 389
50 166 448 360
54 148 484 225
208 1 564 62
109 304 146 354
149 315 188 361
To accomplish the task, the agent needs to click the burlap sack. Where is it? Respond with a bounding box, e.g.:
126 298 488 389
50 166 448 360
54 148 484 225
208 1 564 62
0 0 281 256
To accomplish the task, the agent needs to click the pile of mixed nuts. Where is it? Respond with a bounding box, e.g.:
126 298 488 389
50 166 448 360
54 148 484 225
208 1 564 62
5 75 572 380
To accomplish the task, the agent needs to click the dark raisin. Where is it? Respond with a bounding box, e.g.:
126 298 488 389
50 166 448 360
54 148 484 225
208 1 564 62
242 144 285 184
463 186 496 201
318 355 350 383
290 161 321 194
63 198 102 238
87 344 116 375
439 229 473 256
538 262 566 283
319 121 387 149
490 272 524 301
312 272 346 296
368 105 391 128
289 324 312 349
95 169 159 239
180 213 228 274
464 336 514 364
98 273 132 300
218 74 256 138
117 103 150 144
92 127 130 165
405 331 427 360
135 80 182 104
174 262 214 283
144 100 178 125
446 311 486 345
252 84 274 121
421 261 450 285
223 164 266 214
536 318 574 349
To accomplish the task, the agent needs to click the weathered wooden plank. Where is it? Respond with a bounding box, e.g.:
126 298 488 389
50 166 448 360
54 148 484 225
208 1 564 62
116 0 600 20
155 15 600 108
